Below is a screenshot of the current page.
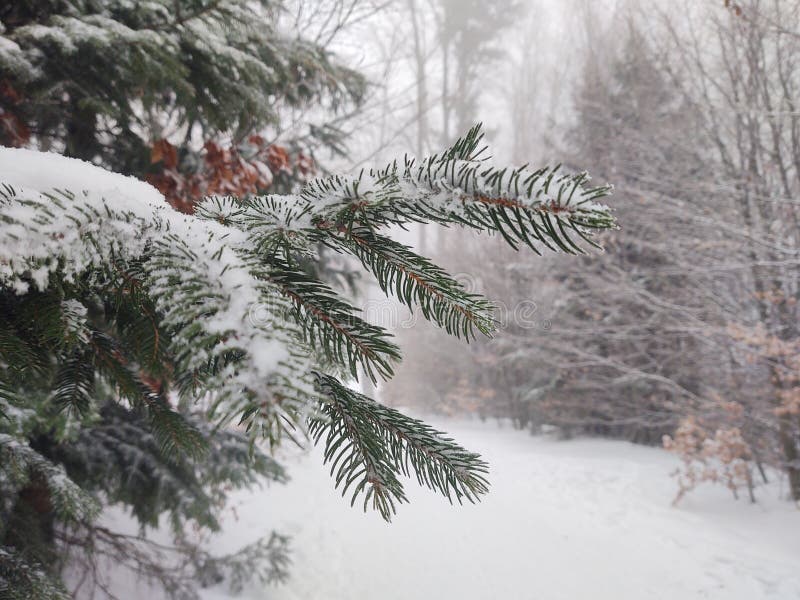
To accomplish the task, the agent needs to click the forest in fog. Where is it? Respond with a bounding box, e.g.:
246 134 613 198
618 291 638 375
0 0 798 599
379 0 800 507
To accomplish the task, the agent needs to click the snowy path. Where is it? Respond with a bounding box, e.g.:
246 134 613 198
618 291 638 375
198 418 800 600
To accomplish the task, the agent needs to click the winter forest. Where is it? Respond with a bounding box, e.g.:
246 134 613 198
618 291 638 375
1 0 799 598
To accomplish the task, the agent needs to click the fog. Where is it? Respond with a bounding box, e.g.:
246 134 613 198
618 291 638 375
2 0 800 598
269 1 800 596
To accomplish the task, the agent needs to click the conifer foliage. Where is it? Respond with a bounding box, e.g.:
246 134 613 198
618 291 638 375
0 124 613 596
0 0 365 167
0 1 365 596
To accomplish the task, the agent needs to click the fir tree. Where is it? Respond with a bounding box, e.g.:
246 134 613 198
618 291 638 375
0 0 364 167
0 0 364 214
0 124 614 597
0 1 366 596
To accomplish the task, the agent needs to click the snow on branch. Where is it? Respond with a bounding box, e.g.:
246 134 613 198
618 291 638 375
310 373 490 521
0 126 613 519
0 147 307 448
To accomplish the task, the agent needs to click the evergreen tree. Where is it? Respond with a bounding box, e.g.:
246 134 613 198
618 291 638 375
0 0 364 212
0 0 364 165
0 123 614 597
0 1 365 596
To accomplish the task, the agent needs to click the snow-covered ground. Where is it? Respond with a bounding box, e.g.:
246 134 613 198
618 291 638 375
191 417 800 600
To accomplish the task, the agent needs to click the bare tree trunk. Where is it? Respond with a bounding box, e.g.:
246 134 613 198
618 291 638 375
441 37 450 146
408 0 429 255
778 412 800 500
407 0 430 158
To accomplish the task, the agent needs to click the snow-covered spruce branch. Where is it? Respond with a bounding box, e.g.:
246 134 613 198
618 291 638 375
0 126 613 519
207 124 614 340
0 434 100 524
320 227 496 340
268 261 401 382
310 374 489 521
0 165 313 450
299 123 615 253
0 545 71 600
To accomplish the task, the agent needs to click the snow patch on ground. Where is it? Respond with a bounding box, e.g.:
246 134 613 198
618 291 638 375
194 417 800 600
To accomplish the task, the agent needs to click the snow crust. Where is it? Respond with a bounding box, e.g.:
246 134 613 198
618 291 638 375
0 147 290 398
84 418 800 599
0 147 167 203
